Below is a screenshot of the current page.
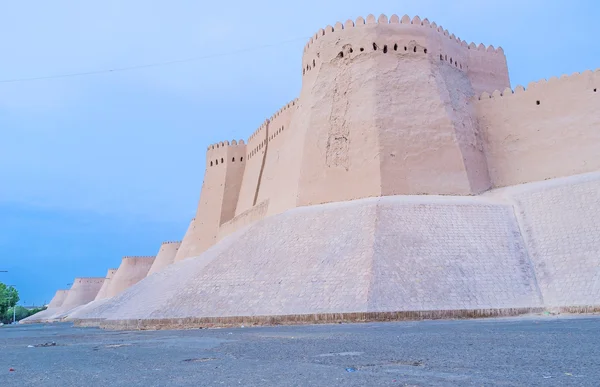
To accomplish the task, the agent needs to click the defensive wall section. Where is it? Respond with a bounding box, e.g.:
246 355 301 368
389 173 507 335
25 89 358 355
147 241 181 276
477 70 600 187
60 277 105 311
48 289 70 309
20 289 70 323
29 13 598 327
94 268 118 301
105 256 155 298
69 172 600 328
174 14 599 262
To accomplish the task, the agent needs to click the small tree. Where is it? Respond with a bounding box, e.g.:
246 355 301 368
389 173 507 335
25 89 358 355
0 282 20 317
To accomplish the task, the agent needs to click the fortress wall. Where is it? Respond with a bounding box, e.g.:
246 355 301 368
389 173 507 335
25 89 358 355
47 289 69 308
217 199 269 241
297 14 497 204
147 241 181 276
372 23 490 196
94 268 118 301
368 197 542 311
477 70 600 188
494 172 600 307
298 18 383 206
60 277 105 311
302 14 507 92
221 143 247 223
467 44 510 95
77 195 547 323
177 141 246 260
235 123 267 216
255 101 297 206
105 256 155 298
174 218 194 262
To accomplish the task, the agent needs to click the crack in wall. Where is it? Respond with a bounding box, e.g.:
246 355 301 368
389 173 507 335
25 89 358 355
253 120 270 206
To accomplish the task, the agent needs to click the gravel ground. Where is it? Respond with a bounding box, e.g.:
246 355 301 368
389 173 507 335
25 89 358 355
1 315 599 386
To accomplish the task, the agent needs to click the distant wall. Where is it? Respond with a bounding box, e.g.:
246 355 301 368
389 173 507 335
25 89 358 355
105 257 155 298
147 241 181 276
47 290 69 309
477 70 600 188
94 268 118 301
60 277 105 311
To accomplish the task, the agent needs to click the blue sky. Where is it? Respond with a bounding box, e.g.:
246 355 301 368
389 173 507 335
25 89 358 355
1 0 598 305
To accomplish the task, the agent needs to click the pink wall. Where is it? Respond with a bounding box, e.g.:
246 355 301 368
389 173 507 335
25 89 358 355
477 70 600 188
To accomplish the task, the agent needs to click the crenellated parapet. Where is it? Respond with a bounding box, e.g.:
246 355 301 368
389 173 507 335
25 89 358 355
161 240 182 245
73 277 105 284
303 14 503 56
122 256 155 260
478 68 600 101
301 13 509 93
206 139 246 167
476 67 599 188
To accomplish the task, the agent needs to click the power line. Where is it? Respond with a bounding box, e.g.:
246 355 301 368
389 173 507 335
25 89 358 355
0 36 310 84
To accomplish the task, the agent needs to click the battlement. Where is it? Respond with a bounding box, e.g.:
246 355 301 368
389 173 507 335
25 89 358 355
206 139 246 167
73 277 105 284
161 240 182 245
478 68 600 100
303 14 503 55
302 14 504 74
122 256 155 260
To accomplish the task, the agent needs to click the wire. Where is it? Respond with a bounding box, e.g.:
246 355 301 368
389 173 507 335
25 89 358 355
0 36 310 84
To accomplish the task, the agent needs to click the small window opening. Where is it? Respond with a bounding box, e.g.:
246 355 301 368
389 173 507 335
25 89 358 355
424 48 427 54
394 43 398 51
440 54 443 60
383 45 388 53
455 62 458 67
312 59 315 66
413 46 417 53
594 88 597 92
536 100 540 105
450 58 453 64
241 157 244 162
349 48 353 53
221 158 224 163
232 157 235 162
404 46 407 51
373 43 378 50
460 64 463 69
210 161 213 166
303 69 305 75
359 47 364 52
216 159 219 165
337 51 343 58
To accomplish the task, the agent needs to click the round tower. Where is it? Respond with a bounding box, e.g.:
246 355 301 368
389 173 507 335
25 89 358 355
295 14 510 206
